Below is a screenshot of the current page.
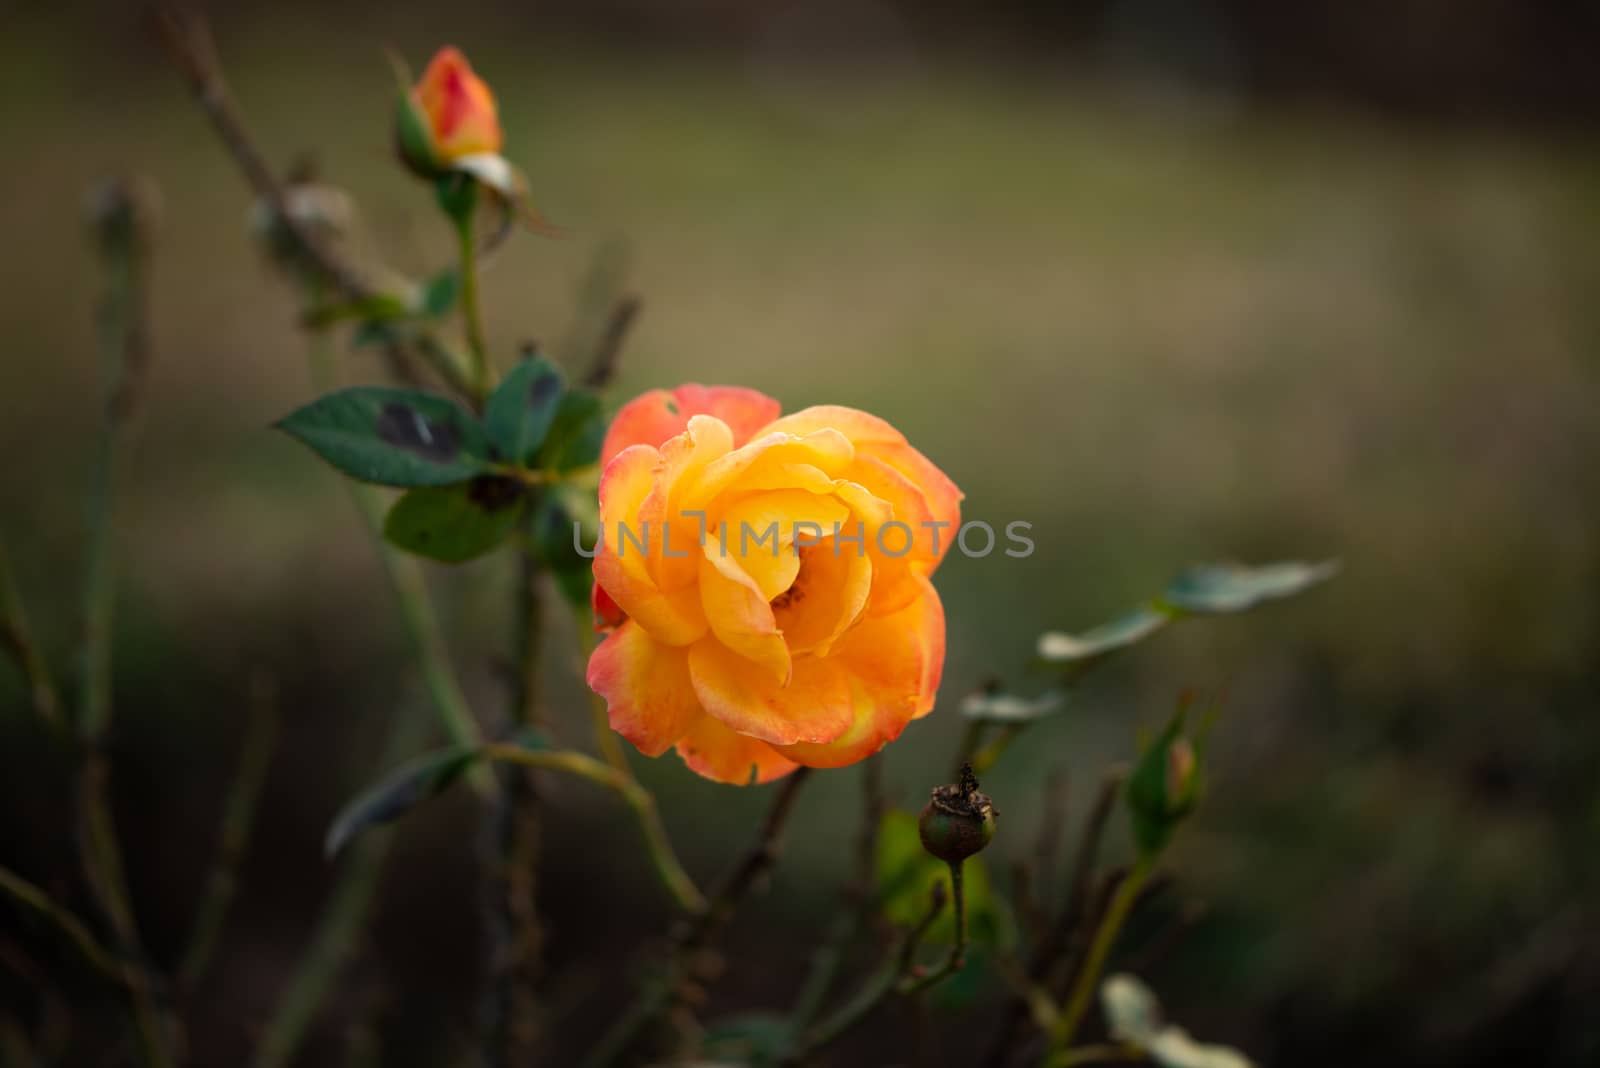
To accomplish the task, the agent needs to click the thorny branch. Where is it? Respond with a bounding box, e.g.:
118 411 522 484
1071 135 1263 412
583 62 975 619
581 769 813 1068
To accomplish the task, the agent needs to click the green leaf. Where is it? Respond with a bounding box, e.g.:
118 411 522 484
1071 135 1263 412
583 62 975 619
485 356 566 465
1162 560 1339 615
1036 605 1170 666
276 387 493 487
1036 560 1337 679
383 477 527 563
535 390 606 473
961 687 1067 723
325 729 555 857
531 483 598 606
1101 973 1257 1068
873 810 1009 948
325 744 480 857
302 291 413 329
419 268 461 318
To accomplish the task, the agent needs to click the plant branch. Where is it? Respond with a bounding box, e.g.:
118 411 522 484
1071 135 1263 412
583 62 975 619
302 315 488 789
0 543 60 725
898 861 968 995
1041 1042 1148 1068
0 864 131 990
582 295 641 390
580 770 812 1068
1050 855 1154 1053
984 766 1126 1068
788 754 887 1035
150 7 367 301
478 538 545 1067
152 7 474 399
178 678 280 993
251 712 426 1068
77 175 175 1068
481 745 703 913
451 187 493 404
783 879 948 1064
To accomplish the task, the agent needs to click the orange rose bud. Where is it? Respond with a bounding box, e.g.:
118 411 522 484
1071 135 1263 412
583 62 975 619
396 46 502 175
585 385 962 785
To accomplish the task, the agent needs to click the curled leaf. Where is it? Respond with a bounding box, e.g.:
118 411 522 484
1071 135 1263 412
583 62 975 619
1036 606 1168 665
961 688 1066 723
325 745 480 857
1101 973 1256 1068
1163 560 1339 615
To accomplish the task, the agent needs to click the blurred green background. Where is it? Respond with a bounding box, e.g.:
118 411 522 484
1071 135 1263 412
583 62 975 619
2 1 1598 1065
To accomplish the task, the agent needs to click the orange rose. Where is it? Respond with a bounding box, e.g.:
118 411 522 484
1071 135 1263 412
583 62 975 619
586 385 961 785
396 46 502 173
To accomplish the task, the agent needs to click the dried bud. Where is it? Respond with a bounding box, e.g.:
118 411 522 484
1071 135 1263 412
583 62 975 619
249 178 355 282
918 763 997 864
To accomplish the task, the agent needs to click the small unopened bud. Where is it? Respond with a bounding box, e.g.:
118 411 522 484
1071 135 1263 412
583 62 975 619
1128 703 1207 858
1166 737 1197 804
918 763 997 864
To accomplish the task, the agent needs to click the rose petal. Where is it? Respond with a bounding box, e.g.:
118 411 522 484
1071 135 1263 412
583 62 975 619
415 46 502 160
775 575 945 766
774 537 872 657
587 620 704 757
593 444 708 645
756 406 961 561
601 385 781 467
688 640 854 746
674 714 799 785
697 553 791 684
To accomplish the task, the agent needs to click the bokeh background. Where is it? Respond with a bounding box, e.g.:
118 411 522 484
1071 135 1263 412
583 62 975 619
3 1 1599 1065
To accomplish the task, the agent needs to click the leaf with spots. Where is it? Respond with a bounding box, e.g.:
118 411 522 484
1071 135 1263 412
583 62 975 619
382 476 527 563
485 355 565 465
276 387 493 487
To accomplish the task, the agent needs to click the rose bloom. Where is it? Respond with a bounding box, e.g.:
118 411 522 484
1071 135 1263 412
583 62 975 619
586 385 961 785
408 46 502 165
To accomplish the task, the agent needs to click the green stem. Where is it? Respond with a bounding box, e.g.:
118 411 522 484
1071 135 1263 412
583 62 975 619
453 193 492 404
482 745 704 913
78 183 174 1068
1041 1042 1148 1068
252 712 426 1068
784 879 948 1064
304 320 488 793
969 723 1025 776
899 861 968 995
178 682 279 991
1051 855 1154 1052
953 719 986 777
0 864 130 988
0 542 60 724
583 771 810 1068
479 538 546 1067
